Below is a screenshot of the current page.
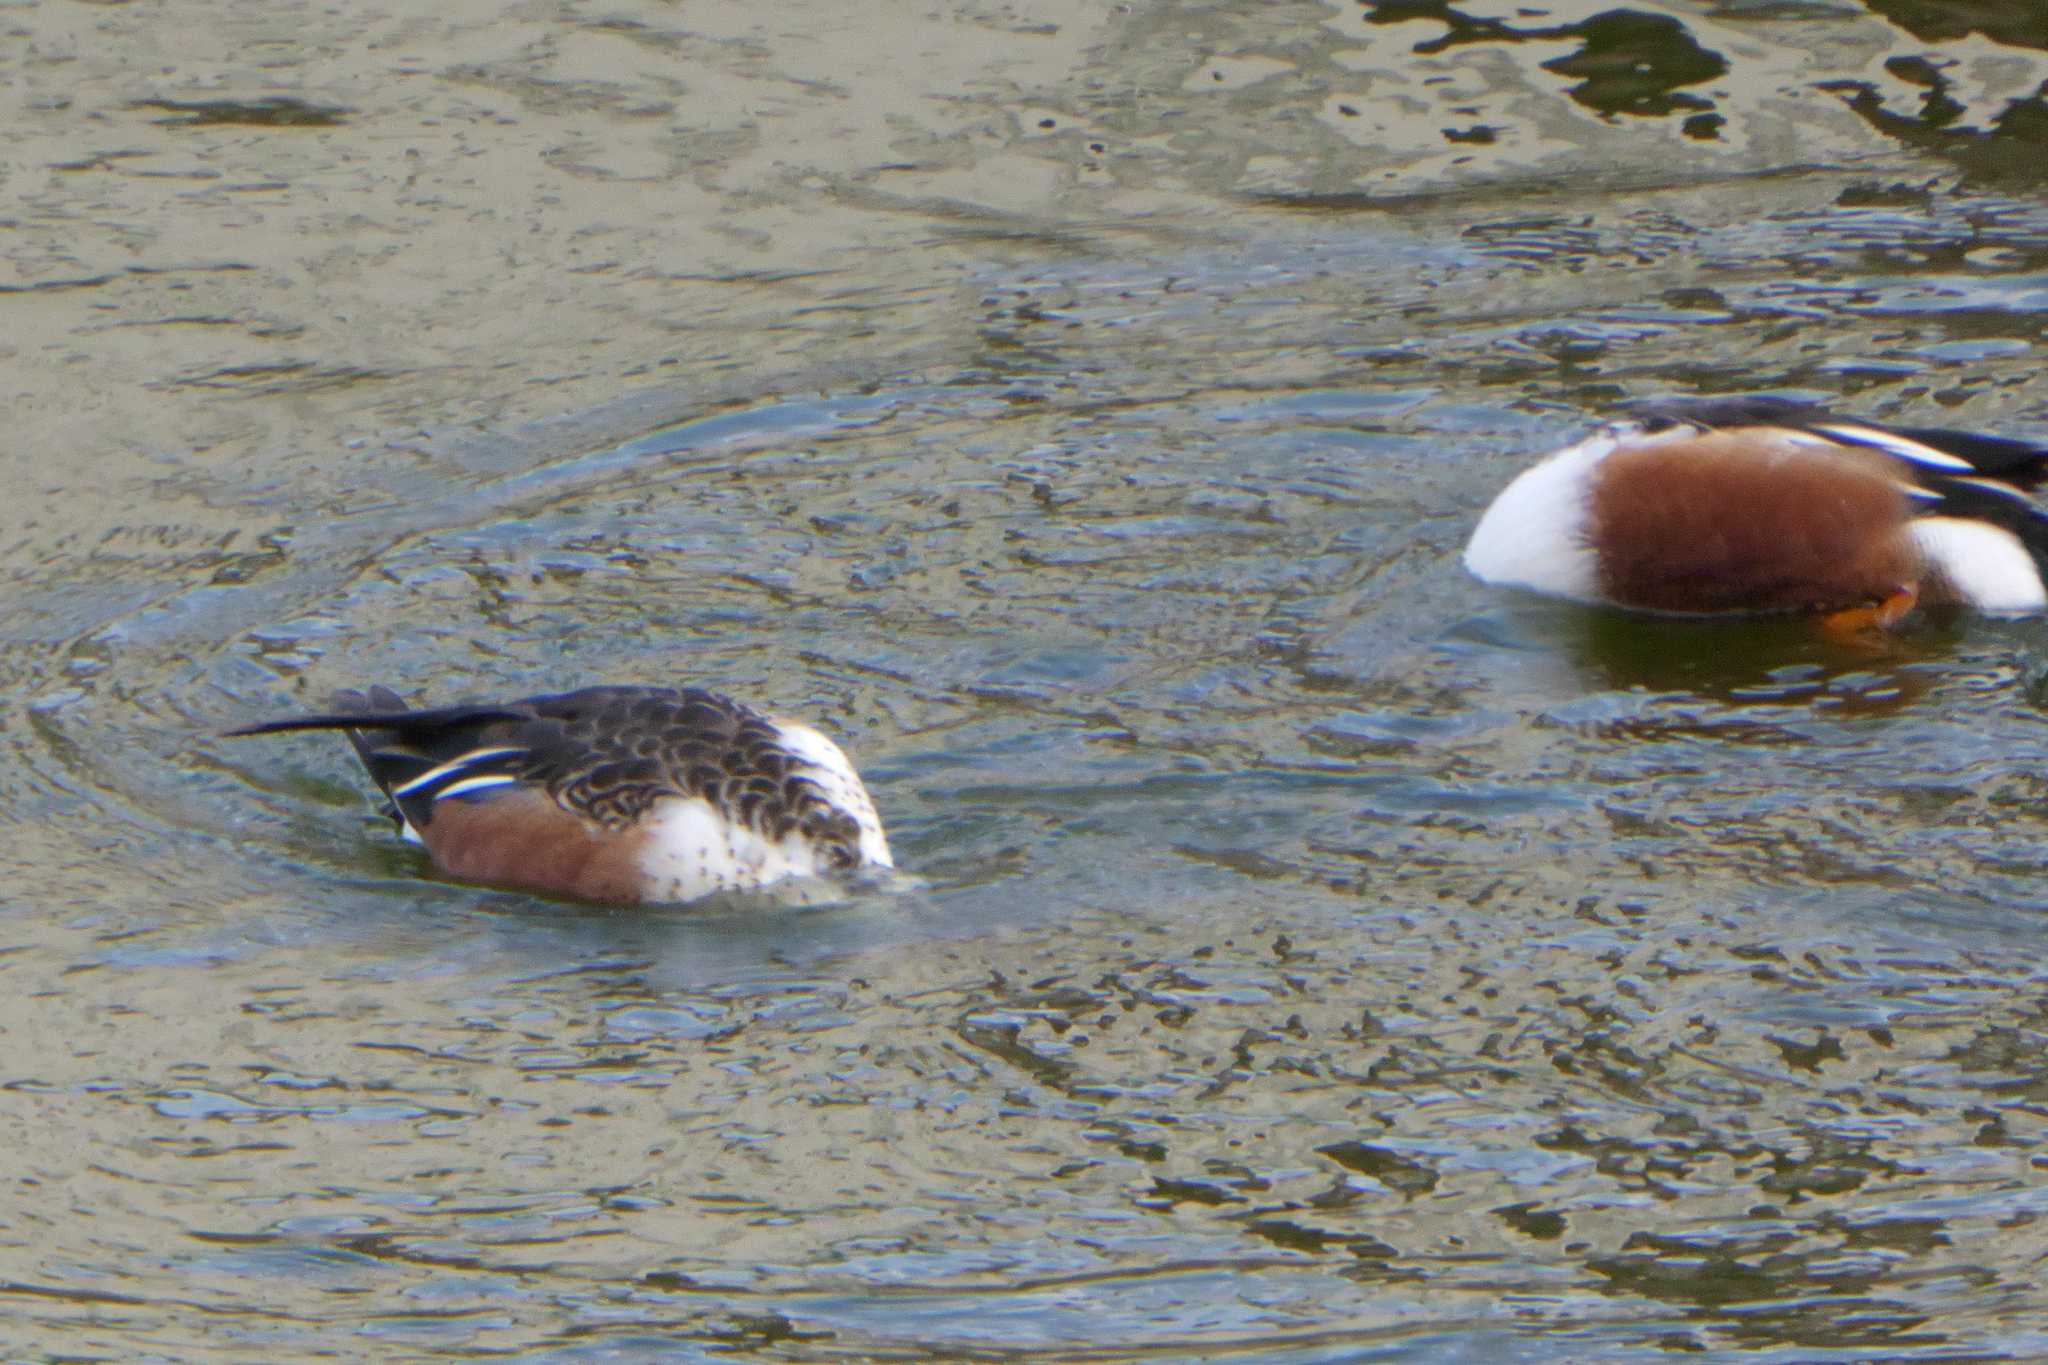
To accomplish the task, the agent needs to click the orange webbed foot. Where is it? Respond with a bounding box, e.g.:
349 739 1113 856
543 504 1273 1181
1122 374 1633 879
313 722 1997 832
1818 585 1918 647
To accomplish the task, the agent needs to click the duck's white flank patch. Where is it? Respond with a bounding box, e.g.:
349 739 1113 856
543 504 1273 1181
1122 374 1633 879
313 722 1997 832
636 796 826 902
1464 429 1622 600
771 720 894 868
1910 516 2047 613
632 719 892 903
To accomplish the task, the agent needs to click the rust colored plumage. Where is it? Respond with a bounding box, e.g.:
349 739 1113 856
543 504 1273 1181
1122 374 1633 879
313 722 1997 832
414 786 653 904
1586 431 1918 614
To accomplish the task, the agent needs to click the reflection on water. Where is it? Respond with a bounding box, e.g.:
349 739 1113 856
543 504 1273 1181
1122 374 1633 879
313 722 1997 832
8 0 2048 1359
1369 3 1729 131
1465 600 1961 706
1349 0 2048 193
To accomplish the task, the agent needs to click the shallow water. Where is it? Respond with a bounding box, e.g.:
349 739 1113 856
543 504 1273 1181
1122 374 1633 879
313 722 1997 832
9 0 2048 1359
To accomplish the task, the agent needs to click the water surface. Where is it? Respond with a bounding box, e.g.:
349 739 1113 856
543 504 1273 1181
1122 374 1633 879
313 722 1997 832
7 0 2048 1358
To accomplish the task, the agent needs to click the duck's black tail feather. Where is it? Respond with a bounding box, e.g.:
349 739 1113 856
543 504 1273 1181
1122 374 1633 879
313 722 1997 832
223 686 524 740
226 687 532 832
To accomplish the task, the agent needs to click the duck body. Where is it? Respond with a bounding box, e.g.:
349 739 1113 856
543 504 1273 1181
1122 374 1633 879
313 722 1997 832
1464 398 2048 621
229 685 892 906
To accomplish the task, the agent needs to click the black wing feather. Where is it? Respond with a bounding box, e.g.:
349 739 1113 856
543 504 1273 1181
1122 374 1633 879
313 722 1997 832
1892 425 2048 487
1629 395 1822 432
1628 396 2048 487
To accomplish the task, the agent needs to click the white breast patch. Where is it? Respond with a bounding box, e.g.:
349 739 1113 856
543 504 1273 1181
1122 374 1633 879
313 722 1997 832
635 796 828 902
1463 429 1618 601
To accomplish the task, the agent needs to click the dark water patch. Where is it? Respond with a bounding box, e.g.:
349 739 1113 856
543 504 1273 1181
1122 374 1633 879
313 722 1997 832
134 96 351 128
1351 1 2048 191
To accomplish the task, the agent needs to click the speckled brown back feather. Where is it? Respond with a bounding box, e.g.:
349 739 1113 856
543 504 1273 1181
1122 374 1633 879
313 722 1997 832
512 688 865 866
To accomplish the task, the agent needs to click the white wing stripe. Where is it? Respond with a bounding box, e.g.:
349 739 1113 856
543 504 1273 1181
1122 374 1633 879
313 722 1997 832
391 746 528 797
1815 424 1976 471
432 774 521 801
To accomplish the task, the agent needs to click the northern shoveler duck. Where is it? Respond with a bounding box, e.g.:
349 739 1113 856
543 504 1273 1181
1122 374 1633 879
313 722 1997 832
228 685 892 906
1464 397 2048 630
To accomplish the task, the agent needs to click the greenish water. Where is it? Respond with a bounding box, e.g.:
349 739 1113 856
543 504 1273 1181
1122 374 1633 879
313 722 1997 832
8 1 2048 1359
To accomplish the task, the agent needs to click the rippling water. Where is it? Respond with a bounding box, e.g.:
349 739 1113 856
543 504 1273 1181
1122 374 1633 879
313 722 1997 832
8 0 2048 1359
